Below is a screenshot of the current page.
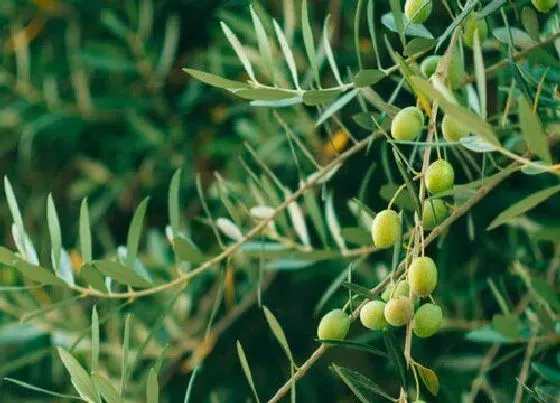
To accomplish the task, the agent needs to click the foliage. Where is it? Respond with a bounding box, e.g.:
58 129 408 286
0 0 560 402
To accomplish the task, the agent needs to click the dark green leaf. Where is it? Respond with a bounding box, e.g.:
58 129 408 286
183 68 249 90
531 278 560 313
126 197 149 268
518 95 552 164
340 227 371 246
488 184 560 230
491 314 519 339
263 306 293 363
331 363 395 402
234 88 298 101
236 341 261 403
404 38 436 56
415 362 439 396
384 331 407 387
173 236 206 264
302 88 342 106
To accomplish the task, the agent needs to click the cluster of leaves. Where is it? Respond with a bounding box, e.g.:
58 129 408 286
0 0 559 402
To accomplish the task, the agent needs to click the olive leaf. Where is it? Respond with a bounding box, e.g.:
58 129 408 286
414 362 439 396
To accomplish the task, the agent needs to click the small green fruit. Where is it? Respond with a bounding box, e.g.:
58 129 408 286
413 303 443 337
391 106 424 141
394 280 410 298
442 114 470 142
408 257 437 297
421 55 442 78
425 159 454 194
371 209 401 249
360 301 388 330
422 199 448 230
447 50 467 89
405 0 432 24
384 296 412 327
463 14 489 48
532 0 558 13
317 309 351 341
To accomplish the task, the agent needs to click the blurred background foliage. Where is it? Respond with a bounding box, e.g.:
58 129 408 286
0 0 559 402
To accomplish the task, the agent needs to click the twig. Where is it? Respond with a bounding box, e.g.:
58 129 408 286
514 336 536 403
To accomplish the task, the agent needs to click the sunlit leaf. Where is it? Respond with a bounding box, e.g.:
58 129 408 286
236 341 261 403
58 347 100 403
263 306 294 363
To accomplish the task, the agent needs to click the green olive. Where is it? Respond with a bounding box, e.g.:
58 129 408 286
413 303 443 337
408 256 438 297
442 114 470 142
421 55 442 78
394 280 410 298
447 49 467 89
391 106 424 141
463 14 489 48
532 0 558 13
384 296 413 327
317 309 351 341
405 0 433 24
422 199 449 230
425 159 455 194
360 301 388 330
371 209 401 249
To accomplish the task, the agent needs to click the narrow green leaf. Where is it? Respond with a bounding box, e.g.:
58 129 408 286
404 38 436 56
273 19 299 89
531 278 560 313
531 363 560 384
146 368 158 403
415 362 439 396
341 281 377 299
80 264 107 292
3 377 82 400
4 176 25 245
250 5 274 81
220 22 256 82
91 306 99 372
521 7 539 41
381 13 434 39
79 198 92 264
57 347 100 403
236 341 261 403
233 88 298 101
173 236 206 264
12 259 65 286
316 89 359 126
183 68 250 90
341 227 371 246
353 69 386 88
465 326 517 344
263 306 293 364
120 314 131 395
91 373 123 403
47 194 62 272
518 95 552 164
93 260 152 288
169 169 182 237
411 76 499 146
321 340 387 358
302 88 341 106
325 191 346 251
488 184 560 230
126 197 149 269
460 136 498 153
473 27 486 118
331 364 395 402
302 0 320 85
323 15 342 85
303 190 328 246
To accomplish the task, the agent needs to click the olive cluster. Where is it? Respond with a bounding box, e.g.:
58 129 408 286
357 256 442 338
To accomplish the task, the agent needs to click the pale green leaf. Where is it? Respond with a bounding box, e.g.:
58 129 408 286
473 28 486 118
273 19 299 89
353 69 386 88
126 197 149 269
220 22 257 82
236 341 261 403
173 236 206 264
415 362 439 396
91 306 99 372
91 373 123 403
263 306 293 364
301 0 319 85
183 68 249 90
57 347 100 403
404 38 436 56
323 15 342 85
79 198 92 264
47 194 62 272
93 260 152 288
250 5 274 82
146 368 158 403
316 89 359 126
120 314 131 395
518 95 552 164
169 168 182 237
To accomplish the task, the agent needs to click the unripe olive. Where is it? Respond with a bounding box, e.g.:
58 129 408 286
425 159 454 194
413 303 443 337
421 55 442 78
447 50 466 89
422 199 449 230
405 0 432 24
371 209 401 249
391 107 424 141
463 14 489 48
360 301 388 330
317 309 351 341
442 114 470 142
532 0 558 13
394 280 410 298
408 257 438 297
384 296 413 327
